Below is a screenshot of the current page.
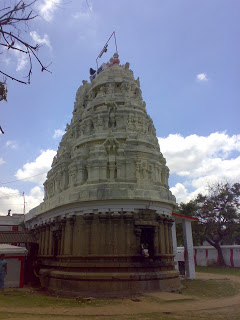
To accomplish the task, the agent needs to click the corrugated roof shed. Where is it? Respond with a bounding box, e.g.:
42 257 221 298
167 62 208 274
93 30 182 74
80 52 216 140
0 231 37 243
0 244 28 255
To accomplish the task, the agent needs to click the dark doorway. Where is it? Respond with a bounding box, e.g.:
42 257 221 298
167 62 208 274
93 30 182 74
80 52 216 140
140 227 155 257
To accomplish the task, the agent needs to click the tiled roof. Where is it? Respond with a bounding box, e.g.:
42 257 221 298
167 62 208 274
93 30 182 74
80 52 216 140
0 231 37 243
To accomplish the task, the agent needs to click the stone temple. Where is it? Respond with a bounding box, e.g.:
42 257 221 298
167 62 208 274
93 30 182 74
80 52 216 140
26 55 180 297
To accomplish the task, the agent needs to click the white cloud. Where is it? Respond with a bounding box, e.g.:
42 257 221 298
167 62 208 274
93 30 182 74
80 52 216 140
73 10 91 20
1 42 27 72
72 0 93 19
3 57 11 65
38 0 62 22
196 73 208 81
70 1 99 41
14 46 28 71
0 150 56 215
6 140 17 149
15 149 56 185
53 129 65 139
0 186 44 215
0 158 5 165
170 183 191 203
159 132 240 203
30 31 52 50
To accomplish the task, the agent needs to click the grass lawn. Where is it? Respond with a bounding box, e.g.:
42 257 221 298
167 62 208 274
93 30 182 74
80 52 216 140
0 312 188 320
1 311 240 320
181 278 238 298
0 289 117 308
1 276 237 309
196 266 240 277
1 267 240 320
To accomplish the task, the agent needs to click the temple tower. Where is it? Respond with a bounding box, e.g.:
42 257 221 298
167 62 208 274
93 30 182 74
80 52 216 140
26 56 180 296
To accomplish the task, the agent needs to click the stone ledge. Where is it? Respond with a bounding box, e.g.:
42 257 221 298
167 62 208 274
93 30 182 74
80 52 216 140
40 269 179 281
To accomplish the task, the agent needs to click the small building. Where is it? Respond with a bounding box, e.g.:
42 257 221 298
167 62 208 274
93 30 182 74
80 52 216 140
0 214 24 232
0 244 27 288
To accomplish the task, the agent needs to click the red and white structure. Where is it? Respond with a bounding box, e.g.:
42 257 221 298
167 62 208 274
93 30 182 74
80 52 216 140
177 245 240 268
172 213 199 279
0 214 24 232
0 244 27 288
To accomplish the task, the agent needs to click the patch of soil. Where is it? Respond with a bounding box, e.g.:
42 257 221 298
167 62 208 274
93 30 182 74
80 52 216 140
0 273 240 320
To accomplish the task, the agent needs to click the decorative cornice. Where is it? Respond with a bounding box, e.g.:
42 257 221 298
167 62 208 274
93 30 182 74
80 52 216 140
98 212 109 222
111 212 121 222
67 215 76 225
83 213 94 222
123 211 133 222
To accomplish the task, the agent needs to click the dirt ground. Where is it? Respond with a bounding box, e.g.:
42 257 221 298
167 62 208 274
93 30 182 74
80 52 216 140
1 272 240 320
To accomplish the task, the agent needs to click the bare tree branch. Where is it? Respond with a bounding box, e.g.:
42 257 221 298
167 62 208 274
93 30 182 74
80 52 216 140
0 70 28 84
0 0 51 104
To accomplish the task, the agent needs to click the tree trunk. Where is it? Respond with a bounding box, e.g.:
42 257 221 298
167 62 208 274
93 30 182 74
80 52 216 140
206 239 226 266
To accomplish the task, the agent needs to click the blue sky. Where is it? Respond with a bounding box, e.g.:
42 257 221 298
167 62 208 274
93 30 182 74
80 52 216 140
0 0 240 214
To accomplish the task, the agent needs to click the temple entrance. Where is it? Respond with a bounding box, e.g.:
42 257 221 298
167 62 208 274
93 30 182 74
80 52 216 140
140 227 155 258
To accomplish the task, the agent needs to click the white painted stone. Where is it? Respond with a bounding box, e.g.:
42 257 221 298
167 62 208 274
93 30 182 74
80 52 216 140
183 219 195 279
171 220 178 270
26 61 176 225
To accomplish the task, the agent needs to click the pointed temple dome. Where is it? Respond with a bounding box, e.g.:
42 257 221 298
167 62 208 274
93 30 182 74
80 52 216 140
31 61 175 216
26 58 179 297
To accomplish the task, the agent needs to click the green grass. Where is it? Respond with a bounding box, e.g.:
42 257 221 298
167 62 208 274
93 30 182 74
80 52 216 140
0 312 187 320
1 267 240 320
1 312 240 320
196 266 240 277
0 289 116 308
0 312 179 320
181 278 238 298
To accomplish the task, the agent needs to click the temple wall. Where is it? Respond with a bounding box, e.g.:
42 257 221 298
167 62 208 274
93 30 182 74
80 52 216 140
33 209 179 297
35 210 175 260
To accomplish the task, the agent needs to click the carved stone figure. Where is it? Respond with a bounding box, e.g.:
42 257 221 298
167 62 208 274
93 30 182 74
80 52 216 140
124 62 130 70
107 52 120 67
88 89 95 100
106 83 115 94
97 86 105 97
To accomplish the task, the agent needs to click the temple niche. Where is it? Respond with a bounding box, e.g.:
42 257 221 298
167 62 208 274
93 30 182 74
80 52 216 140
26 54 179 297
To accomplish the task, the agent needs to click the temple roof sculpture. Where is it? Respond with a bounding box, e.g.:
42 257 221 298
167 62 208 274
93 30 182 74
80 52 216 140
30 55 176 218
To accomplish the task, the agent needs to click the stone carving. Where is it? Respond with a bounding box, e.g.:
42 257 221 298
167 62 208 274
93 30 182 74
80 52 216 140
32 60 175 214
103 132 119 180
135 77 140 87
87 89 95 100
124 62 130 70
108 105 116 128
107 52 120 67
26 58 178 298
97 86 105 97
106 83 115 95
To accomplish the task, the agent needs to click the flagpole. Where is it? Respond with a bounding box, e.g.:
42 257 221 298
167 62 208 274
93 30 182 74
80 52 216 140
96 31 118 70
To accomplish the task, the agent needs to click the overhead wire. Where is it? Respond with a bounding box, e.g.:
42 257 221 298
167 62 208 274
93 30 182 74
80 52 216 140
0 192 20 199
0 171 48 185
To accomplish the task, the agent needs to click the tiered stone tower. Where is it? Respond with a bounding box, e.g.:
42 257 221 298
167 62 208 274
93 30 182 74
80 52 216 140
26 57 179 297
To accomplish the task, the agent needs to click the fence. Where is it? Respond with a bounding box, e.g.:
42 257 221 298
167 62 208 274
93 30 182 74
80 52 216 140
177 245 240 267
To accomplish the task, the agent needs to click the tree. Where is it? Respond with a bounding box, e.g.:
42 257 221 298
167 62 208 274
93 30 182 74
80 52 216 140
0 0 50 103
194 182 240 266
175 201 205 246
